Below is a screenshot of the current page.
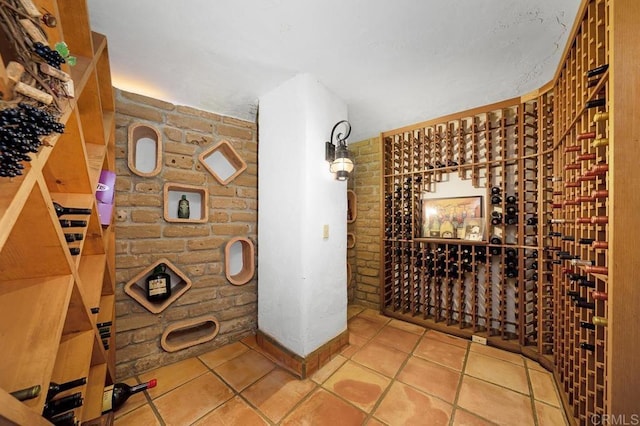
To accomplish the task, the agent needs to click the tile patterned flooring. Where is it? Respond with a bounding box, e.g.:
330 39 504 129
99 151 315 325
114 306 568 425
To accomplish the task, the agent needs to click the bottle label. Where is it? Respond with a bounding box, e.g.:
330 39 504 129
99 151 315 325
148 277 168 296
102 385 114 412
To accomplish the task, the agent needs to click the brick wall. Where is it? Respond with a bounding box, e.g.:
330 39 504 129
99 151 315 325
114 89 258 379
348 137 381 309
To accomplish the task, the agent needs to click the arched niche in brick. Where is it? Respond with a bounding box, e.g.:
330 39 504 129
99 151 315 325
128 123 162 177
347 233 356 249
225 237 255 285
347 189 357 223
161 315 220 352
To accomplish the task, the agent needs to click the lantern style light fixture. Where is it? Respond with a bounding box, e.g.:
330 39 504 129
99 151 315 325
325 120 354 181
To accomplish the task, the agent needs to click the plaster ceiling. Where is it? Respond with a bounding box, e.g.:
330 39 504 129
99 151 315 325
87 0 581 142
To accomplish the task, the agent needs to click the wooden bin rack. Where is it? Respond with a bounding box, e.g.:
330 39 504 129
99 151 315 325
378 0 639 422
0 0 116 423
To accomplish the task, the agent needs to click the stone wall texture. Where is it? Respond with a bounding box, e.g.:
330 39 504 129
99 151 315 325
348 137 381 310
114 89 258 379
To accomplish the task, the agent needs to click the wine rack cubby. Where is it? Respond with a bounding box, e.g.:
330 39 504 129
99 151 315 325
379 0 639 422
0 0 117 423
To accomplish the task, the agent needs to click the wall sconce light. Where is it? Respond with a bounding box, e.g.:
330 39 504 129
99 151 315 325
325 120 354 181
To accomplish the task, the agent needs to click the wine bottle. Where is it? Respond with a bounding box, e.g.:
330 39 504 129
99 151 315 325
10 384 41 401
53 202 91 217
591 291 608 301
47 378 87 401
64 233 84 243
580 321 596 330
505 195 517 204
580 342 595 352
570 259 593 267
49 411 77 426
576 132 596 141
69 247 80 256
59 219 87 228
585 99 606 109
145 264 171 302
592 138 609 148
586 64 609 78
592 316 608 327
586 265 608 275
591 216 608 225
577 153 596 161
593 112 609 122
592 241 608 250
43 392 83 418
576 301 595 310
102 379 157 414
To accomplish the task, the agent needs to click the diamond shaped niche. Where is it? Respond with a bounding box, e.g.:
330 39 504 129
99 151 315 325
124 258 192 314
198 140 247 185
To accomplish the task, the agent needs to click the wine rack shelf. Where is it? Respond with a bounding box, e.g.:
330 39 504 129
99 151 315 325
0 0 116 424
379 0 639 423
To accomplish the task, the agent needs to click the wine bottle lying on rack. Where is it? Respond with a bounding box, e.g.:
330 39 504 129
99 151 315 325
48 411 77 426
64 233 84 243
585 99 606 109
586 64 609 78
10 384 41 401
43 392 83 419
580 342 595 352
592 316 608 327
53 202 92 217
576 132 596 141
593 112 609 122
47 378 87 401
59 219 87 228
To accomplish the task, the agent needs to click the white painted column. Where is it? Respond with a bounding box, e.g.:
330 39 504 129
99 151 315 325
258 73 348 356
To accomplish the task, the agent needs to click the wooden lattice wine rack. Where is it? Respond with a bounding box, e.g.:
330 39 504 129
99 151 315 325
379 0 639 423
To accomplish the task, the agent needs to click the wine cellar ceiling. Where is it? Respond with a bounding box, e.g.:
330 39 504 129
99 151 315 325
86 0 582 142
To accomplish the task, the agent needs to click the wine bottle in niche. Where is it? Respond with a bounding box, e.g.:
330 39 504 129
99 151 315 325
43 392 83 419
10 384 41 401
53 202 91 217
145 263 171 302
580 321 596 330
177 194 190 219
47 378 87 401
102 379 157 414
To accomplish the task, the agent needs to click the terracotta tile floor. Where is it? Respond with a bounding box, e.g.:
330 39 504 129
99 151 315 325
114 306 568 426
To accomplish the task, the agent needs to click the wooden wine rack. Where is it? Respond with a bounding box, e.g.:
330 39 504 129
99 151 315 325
380 0 639 423
0 0 116 424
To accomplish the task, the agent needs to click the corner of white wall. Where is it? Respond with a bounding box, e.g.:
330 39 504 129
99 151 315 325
258 73 348 356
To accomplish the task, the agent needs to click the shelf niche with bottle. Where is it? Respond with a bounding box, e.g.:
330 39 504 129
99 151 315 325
124 258 192 314
163 183 208 223
0 0 117 424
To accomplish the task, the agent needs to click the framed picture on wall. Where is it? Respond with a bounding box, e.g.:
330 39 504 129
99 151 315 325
420 195 483 240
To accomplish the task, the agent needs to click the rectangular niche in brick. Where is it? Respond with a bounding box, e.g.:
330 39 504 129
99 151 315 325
198 140 247 185
163 183 208 223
